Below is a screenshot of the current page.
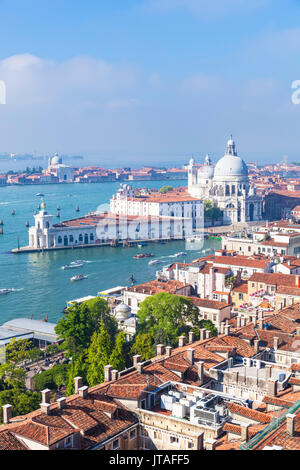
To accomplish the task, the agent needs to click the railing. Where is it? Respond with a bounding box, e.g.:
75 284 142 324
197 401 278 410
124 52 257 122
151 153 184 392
239 399 300 450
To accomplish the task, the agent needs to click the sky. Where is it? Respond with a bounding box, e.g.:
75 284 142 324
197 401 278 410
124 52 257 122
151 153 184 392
0 0 300 166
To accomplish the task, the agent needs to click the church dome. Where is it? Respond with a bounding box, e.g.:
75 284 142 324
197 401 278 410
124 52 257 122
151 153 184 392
115 303 131 321
214 136 248 178
51 153 62 166
198 165 214 179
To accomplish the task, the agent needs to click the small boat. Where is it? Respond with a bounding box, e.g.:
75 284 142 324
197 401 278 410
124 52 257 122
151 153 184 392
62 263 84 270
36 193 44 197
134 253 154 259
148 259 161 265
70 274 87 282
11 210 15 216
137 242 147 248
71 260 89 265
76 206 80 212
173 252 187 257
0 289 15 296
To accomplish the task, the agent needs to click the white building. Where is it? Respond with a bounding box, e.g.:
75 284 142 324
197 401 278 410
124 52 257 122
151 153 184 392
188 136 263 224
47 154 74 183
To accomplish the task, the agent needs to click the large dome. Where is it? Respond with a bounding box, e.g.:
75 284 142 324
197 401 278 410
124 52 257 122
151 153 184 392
214 154 248 178
115 303 131 321
51 154 62 166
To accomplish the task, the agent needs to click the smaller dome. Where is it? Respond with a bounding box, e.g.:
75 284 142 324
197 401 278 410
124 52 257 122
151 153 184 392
198 165 214 179
115 303 131 320
51 153 62 166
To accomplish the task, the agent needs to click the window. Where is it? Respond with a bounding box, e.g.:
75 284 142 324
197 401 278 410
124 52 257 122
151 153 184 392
65 436 72 448
130 429 136 440
113 439 120 450
170 436 179 444
58 236 62 244
154 431 162 440
79 234 83 242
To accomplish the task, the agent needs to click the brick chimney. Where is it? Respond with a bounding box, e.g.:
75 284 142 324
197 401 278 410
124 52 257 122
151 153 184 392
224 325 230 336
111 370 119 381
79 385 89 399
41 389 51 404
40 403 51 415
254 339 259 353
186 348 195 365
156 344 165 356
286 413 296 437
104 365 113 382
74 377 83 394
273 337 279 350
197 361 204 385
189 331 195 344
241 423 250 442
57 397 66 410
2 404 12 424
178 336 186 347
133 354 142 366
165 346 172 357
200 328 206 341
136 362 143 374
205 330 211 339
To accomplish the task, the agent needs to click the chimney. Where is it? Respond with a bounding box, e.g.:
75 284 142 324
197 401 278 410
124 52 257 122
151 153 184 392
241 317 247 327
200 328 206 341
254 339 259 353
133 354 142 366
41 389 51 404
187 348 195 365
156 344 165 356
197 361 204 385
136 362 143 374
111 370 119 381
57 397 66 410
79 386 89 399
237 316 242 328
220 322 225 334
241 423 250 443
178 336 186 347
104 365 113 383
205 438 217 451
2 405 12 424
258 318 264 329
252 314 257 327
165 346 172 357
224 324 230 336
189 331 195 344
205 330 211 339
273 337 279 350
74 377 83 394
40 403 51 415
286 414 296 437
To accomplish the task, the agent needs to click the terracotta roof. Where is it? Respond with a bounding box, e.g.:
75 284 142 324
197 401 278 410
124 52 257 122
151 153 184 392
128 279 190 295
0 430 28 450
249 272 300 288
227 402 271 424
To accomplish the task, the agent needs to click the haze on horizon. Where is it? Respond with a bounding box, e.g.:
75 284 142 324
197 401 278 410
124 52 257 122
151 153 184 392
0 0 300 166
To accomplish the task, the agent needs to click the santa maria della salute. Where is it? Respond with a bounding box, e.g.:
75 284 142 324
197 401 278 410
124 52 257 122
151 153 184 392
188 136 263 224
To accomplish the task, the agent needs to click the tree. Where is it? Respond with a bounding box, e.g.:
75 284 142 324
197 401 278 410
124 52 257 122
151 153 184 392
33 364 70 392
204 199 223 226
66 353 88 396
159 185 173 194
0 389 41 423
55 297 117 358
5 338 33 366
109 332 127 372
131 333 153 361
86 319 112 387
199 320 218 337
136 293 200 348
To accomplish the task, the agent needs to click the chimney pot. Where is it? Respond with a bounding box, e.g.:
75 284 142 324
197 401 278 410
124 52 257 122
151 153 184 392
41 388 51 404
286 414 296 437
57 397 66 410
254 339 259 353
74 377 83 394
178 336 186 347
189 331 195 344
133 354 142 366
197 360 204 385
187 348 195 365
40 403 51 415
2 404 12 424
224 325 230 336
273 337 279 350
205 329 211 339
136 362 143 374
79 385 89 399
237 317 242 328
165 346 172 357
200 328 206 341
241 423 250 442
104 365 113 383
111 370 119 381
156 344 165 356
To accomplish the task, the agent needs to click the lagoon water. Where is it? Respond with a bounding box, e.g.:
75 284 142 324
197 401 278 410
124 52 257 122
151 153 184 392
0 180 220 324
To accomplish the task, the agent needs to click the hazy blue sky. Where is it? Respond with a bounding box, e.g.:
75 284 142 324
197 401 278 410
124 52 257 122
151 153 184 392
0 0 300 166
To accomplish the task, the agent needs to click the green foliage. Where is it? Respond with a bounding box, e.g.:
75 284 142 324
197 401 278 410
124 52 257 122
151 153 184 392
159 185 173 194
0 388 41 423
55 297 117 358
204 199 223 225
45 343 60 356
86 318 112 387
136 293 200 348
66 353 88 396
33 364 70 392
131 333 153 361
5 338 33 366
109 332 127 372
199 320 218 337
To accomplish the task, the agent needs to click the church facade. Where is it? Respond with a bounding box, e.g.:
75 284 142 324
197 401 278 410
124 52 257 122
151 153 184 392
188 136 263 224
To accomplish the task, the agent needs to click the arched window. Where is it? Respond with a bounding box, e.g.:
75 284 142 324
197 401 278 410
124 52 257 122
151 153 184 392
58 236 62 244
90 233 94 241
226 185 230 196
79 234 83 243
69 235 74 243
46 221 50 229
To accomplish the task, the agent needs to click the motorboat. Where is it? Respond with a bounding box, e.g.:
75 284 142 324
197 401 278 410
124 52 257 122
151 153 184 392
62 263 84 270
0 288 14 296
70 274 87 282
148 259 161 265
133 253 154 259
173 252 187 257
71 260 90 265
36 193 44 197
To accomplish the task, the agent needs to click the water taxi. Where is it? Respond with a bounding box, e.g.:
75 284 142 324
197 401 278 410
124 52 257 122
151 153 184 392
133 253 154 259
62 263 84 270
173 252 187 257
148 259 161 265
0 288 15 296
70 274 87 282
